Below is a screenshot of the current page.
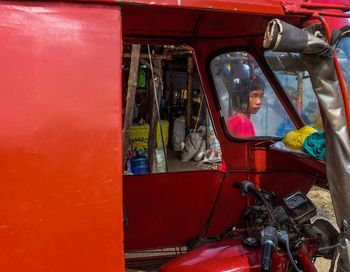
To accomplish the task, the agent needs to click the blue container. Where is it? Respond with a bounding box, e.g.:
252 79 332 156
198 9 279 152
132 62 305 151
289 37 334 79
130 156 149 174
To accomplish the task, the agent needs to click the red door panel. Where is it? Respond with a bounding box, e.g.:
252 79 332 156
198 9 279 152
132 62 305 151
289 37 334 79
123 171 225 249
0 3 123 271
192 41 326 236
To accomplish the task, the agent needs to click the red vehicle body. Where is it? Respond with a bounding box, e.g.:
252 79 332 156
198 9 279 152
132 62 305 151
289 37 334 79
0 0 349 271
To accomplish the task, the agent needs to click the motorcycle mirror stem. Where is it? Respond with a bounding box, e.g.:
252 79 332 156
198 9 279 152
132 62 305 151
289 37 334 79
233 181 276 223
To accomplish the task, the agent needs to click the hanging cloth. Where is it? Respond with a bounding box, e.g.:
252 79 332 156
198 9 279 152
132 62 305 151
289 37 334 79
137 68 146 88
303 131 326 160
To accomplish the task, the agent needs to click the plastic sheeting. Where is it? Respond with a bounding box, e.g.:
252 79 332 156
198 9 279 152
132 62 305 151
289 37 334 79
264 19 350 270
304 55 350 272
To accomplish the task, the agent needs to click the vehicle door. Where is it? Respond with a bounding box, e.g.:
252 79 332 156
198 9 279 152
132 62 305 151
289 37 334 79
0 3 124 271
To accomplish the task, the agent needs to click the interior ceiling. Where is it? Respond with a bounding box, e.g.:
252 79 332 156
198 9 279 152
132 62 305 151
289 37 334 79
121 4 299 41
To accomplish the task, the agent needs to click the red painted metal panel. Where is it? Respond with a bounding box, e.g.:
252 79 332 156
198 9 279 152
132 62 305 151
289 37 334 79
251 148 326 181
123 171 224 249
0 3 123 271
180 0 283 15
205 172 248 235
122 5 202 38
77 0 285 15
205 148 323 235
122 5 275 42
161 238 289 272
79 0 350 16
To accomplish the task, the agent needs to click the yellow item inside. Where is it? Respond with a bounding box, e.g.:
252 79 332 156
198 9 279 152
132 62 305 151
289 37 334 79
129 120 169 151
283 126 317 150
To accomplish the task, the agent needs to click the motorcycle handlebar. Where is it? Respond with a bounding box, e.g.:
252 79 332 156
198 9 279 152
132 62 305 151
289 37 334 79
261 226 278 272
233 180 260 197
233 181 276 223
262 242 274 272
234 181 281 272
233 181 305 272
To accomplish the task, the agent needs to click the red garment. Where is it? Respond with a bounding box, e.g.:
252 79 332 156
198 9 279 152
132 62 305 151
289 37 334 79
219 114 255 172
226 113 255 138
218 159 227 172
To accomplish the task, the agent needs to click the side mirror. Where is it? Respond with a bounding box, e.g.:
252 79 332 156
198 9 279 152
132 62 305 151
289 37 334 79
263 19 331 55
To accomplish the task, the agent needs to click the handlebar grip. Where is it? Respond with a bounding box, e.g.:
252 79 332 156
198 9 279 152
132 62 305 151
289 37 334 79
233 180 260 198
261 226 278 272
261 241 274 272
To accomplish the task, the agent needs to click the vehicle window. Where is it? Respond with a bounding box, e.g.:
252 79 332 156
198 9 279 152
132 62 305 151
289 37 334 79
122 44 222 174
265 52 324 132
210 52 294 138
336 35 350 98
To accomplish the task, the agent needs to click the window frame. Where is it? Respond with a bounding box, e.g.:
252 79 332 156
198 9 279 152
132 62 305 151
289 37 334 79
206 46 302 142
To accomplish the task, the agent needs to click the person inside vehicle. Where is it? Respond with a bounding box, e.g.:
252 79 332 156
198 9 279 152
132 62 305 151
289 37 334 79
226 75 265 138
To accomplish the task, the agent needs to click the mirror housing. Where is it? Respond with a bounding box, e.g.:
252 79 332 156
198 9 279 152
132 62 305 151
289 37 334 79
263 19 331 55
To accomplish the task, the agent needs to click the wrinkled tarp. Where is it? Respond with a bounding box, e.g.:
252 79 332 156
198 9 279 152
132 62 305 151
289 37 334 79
264 18 350 270
304 54 350 272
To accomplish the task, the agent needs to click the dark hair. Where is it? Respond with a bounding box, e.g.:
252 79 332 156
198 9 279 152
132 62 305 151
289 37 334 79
249 76 265 92
227 75 265 114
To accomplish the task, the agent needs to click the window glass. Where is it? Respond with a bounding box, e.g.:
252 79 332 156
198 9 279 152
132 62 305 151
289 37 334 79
265 51 324 132
210 52 294 138
123 44 223 174
337 35 350 98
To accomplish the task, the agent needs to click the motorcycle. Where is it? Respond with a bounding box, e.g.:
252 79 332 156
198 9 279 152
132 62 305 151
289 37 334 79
161 181 339 272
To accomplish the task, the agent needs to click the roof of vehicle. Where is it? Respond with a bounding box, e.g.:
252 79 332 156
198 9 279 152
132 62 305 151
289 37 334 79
72 0 350 16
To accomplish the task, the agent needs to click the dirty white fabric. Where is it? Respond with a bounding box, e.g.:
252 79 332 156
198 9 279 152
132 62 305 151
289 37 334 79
181 126 206 162
305 55 350 272
172 116 186 151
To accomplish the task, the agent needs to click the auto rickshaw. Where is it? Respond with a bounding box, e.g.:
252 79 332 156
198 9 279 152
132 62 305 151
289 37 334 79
0 0 350 271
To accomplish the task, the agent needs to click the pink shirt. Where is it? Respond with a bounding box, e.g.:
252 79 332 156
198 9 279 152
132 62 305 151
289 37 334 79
226 113 255 138
219 114 255 172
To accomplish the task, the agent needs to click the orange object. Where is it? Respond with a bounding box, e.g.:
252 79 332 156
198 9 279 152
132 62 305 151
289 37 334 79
0 1 349 271
0 3 123 271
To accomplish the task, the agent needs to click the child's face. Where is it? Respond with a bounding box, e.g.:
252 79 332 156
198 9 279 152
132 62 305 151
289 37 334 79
249 89 264 114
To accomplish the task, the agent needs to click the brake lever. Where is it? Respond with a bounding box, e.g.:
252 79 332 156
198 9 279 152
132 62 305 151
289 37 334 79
233 181 276 224
233 180 260 197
